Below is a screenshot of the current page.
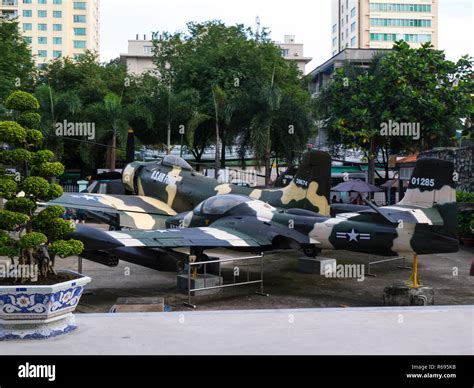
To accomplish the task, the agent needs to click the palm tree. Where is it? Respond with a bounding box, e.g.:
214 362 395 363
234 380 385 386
249 81 282 186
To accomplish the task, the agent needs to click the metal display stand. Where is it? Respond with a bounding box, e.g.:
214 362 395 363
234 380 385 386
365 254 411 277
184 253 269 309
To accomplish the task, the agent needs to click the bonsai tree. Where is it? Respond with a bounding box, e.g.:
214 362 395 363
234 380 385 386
0 91 84 283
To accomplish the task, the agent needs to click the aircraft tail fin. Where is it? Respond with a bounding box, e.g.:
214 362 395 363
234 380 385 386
281 150 332 216
398 158 458 241
398 158 456 208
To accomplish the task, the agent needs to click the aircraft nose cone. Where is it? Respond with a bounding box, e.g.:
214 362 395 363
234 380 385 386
67 225 124 251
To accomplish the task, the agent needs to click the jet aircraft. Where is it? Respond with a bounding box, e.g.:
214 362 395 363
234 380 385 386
70 158 459 286
47 150 332 230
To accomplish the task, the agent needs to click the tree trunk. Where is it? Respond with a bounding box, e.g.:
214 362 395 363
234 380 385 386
220 128 226 169
265 149 272 187
214 122 220 179
107 133 117 171
367 139 376 199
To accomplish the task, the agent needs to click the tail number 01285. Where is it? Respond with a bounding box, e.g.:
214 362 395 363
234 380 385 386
411 177 435 187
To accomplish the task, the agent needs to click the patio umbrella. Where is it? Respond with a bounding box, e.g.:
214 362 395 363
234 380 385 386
332 179 382 193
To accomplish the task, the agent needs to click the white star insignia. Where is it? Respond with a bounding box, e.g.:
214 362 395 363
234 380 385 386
347 229 359 242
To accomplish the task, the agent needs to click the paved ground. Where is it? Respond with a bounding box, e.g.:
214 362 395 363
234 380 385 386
53 242 474 313
1 225 473 355
2 306 472 355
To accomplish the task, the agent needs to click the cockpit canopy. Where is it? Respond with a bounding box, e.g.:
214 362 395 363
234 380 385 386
193 195 275 216
161 155 193 171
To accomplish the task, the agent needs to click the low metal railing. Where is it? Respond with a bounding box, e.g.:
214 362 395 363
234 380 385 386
184 253 268 308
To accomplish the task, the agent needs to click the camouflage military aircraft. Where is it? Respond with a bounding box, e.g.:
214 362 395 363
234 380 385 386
47 150 332 230
71 158 459 284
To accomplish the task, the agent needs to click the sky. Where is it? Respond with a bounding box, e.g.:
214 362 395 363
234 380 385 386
100 0 474 73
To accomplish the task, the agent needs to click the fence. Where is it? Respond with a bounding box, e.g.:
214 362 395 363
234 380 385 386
184 253 268 308
61 184 79 193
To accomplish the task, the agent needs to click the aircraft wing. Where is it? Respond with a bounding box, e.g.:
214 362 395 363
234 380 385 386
106 227 266 248
41 193 177 230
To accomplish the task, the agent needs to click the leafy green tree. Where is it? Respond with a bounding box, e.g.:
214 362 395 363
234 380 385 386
0 18 35 104
315 42 473 184
35 53 130 173
0 91 83 282
127 75 208 164
153 21 313 176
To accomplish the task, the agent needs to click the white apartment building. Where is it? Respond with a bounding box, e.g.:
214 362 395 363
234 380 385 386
121 34 313 76
120 35 156 75
273 35 313 73
331 0 438 56
0 0 100 65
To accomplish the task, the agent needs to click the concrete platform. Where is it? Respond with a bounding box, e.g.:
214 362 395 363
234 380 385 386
1 305 472 355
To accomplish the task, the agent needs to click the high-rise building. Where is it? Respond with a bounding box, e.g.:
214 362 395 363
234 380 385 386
331 0 438 56
0 0 100 65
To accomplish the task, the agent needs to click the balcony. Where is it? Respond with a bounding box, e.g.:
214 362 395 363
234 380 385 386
1 10 17 19
1 1 18 6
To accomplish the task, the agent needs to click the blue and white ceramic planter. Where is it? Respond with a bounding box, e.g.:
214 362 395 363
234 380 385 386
0 271 91 340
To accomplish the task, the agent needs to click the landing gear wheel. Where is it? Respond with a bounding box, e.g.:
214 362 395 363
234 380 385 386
303 247 320 258
109 225 122 231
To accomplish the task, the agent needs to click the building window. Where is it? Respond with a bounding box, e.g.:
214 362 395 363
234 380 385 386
370 3 432 13
73 2 86 10
332 24 337 34
38 23 47 31
23 10 32 17
74 53 84 60
370 18 432 27
332 37 337 47
38 10 47 18
144 46 154 54
38 36 47 44
74 40 86 49
53 0 62 4
351 22 356 32
351 7 356 18
38 50 47 58
23 23 32 31
370 33 432 43
53 37 62 44
53 50 62 58
23 0 32 3
73 15 86 22
351 36 357 47
53 10 62 18
53 24 62 31
24 36 32 44
38 0 47 4
74 28 86 36
341 32 344 40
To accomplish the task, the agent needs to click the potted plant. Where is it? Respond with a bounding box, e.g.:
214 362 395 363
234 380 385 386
457 191 474 247
0 91 88 340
